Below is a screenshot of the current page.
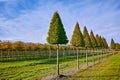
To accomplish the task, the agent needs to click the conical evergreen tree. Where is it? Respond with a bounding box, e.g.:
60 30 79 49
83 26 92 48
99 36 103 48
96 34 101 48
47 11 68 44
70 22 85 47
110 38 116 49
104 38 108 48
100 37 104 48
101 37 108 48
70 22 85 70
46 11 68 75
90 30 98 48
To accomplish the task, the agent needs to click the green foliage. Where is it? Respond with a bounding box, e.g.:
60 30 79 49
110 38 116 49
46 11 68 44
115 43 120 49
83 26 92 48
96 34 102 48
97 36 108 49
90 30 98 48
101 37 108 48
70 22 85 47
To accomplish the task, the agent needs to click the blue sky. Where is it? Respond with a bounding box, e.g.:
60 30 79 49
0 0 120 45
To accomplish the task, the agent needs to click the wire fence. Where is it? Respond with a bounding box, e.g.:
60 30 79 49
0 49 115 62
0 49 118 80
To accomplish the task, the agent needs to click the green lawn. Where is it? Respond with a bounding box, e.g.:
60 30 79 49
0 53 110 80
64 53 120 80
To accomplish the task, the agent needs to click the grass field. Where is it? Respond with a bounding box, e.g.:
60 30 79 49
0 52 108 80
63 53 120 80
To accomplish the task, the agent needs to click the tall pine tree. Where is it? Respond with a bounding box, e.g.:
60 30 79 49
83 26 92 48
70 22 85 47
90 30 98 48
46 11 68 75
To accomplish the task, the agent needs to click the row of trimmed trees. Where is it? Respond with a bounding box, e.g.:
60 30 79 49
46 11 109 49
70 22 108 49
46 11 119 76
46 11 120 50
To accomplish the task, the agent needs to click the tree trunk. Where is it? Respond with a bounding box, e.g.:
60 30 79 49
77 47 79 70
49 49 52 62
98 50 100 63
57 44 59 75
92 49 95 65
86 49 88 66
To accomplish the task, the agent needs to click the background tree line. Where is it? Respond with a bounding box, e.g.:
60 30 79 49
0 40 79 51
0 35 119 51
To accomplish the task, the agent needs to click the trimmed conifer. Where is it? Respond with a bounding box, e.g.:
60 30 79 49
101 37 108 48
110 38 116 49
70 22 85 47
46 11 68 75
90 30 98 48
70 22 85 70
83 26 92 48
96 34 102 48
47 11 68 44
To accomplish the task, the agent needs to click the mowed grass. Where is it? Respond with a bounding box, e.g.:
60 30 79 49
64 53 120 80
0 53 109 80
